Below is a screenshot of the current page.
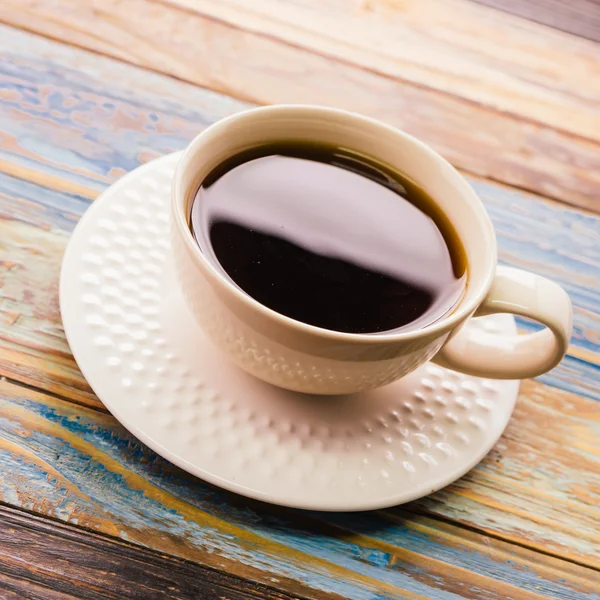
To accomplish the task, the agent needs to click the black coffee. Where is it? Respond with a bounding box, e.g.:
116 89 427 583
190 142 467 334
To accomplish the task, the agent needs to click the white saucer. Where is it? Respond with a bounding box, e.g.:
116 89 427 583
60 153 519 511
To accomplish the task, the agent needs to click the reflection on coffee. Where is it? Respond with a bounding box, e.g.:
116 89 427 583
190 142 467 334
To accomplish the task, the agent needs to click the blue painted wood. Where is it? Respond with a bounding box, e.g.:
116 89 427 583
1 382 598 599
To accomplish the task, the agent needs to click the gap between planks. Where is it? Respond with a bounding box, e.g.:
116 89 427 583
0 501 308 600
1 378 599 599
0 375 104 416
2 374 599 578
470 0 600 43
397 505 600 573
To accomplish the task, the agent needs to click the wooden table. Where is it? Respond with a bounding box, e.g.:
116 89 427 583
0 1 599 598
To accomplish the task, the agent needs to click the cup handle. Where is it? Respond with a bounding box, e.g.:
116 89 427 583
432 266 573 379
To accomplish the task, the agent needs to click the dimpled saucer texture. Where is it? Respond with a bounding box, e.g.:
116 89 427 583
60 153 519 511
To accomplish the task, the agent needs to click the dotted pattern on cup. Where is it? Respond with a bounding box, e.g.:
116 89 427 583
173 219 445 394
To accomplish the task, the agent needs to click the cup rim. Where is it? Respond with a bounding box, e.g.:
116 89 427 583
172 104 497 345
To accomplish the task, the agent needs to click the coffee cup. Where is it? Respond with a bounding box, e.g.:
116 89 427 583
171 105 572 395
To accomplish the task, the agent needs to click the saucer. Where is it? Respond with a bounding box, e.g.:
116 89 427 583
60 153 520 511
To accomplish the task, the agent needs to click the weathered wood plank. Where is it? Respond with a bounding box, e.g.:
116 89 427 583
2 199 599 554
0 11 598 211
0 575 77 600
1 23 599 592
0 504 299 600
1 28 598 403
470 177 600 399
3 171 599 570
161 0 600 140
1 379 598 599
412 378 600 564
471 0 600 43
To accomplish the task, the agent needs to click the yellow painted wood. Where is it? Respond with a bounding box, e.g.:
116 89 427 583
0 159 100 199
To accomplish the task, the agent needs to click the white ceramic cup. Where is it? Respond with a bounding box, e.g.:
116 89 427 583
171 105 572 395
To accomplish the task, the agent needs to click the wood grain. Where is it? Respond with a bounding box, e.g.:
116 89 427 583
0 504 299 600
471 0 600 43
1 27 598 406
2 184 599 574
1 20 599 599
0 7 599 211
1 378 599 599
162 0 600 139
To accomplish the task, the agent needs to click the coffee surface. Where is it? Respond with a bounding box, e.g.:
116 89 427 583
190 143 466 334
